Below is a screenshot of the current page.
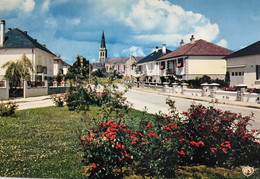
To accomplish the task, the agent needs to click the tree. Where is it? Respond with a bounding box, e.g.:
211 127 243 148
1 54 33 88
91 68 107 78
65 55 90 83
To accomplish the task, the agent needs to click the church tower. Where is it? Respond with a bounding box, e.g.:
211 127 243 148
98 31 107 63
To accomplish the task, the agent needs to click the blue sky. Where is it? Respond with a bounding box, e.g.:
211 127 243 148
0 0 260 64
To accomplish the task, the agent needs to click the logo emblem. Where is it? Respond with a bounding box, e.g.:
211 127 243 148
242 166 255 177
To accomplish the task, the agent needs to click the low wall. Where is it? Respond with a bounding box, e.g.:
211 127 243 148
136 82 260 104
184 88 202 97
243 93 260 103
48 86 69 95
215 91 238 101
24 81 48 98
0 80 9 100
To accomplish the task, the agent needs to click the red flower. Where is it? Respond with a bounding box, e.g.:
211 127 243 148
92 163 97 168
168 124 177 129
179 138 186 142
178 150 185 155
132 141 136 145
162 126 171 131
211 148 217 153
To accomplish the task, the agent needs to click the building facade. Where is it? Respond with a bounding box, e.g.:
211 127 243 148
93 31 143 77
225 40 260 88
0 20 56 82
159 35 233 81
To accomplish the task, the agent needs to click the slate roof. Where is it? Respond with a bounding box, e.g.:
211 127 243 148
225 40 260 59
105 57 130 64
137 49 171 64
0 28 55 56
159 39 233 60
92 62 104 69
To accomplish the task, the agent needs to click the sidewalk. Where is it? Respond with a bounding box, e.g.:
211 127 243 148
132 86 260 109
1 95 51 104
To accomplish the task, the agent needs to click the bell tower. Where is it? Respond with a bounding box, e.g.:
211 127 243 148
98 31 107 63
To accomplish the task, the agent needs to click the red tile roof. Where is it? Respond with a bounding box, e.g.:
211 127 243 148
159 39 233 60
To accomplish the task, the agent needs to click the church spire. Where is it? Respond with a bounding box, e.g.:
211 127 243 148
100 31 106 48
98 31 107 63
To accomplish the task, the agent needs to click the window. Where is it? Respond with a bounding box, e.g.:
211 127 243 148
256 65 260 80
160 61 165 70
177 58 183 68
37 55 41 65
235 72 238 76
239 72 242 76
232 72 234 76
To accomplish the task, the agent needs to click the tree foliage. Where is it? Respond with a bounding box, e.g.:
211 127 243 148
1 54 33 88
65 55 90 82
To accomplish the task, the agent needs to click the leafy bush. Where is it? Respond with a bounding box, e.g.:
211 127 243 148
66 84 129 112
51 93 66 107
78 96 260 178
179 102 260 167
0 101 18 116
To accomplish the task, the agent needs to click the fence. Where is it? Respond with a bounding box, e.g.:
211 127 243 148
134 82 260 104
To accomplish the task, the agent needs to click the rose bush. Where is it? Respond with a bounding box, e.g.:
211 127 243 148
79 96 260 178
179 102 260 167
51 93 66 107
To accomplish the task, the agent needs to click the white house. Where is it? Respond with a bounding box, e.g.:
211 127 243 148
53 56 70 76
225 40 260 88
159 35 233 81
136 44 171 83
0 20 56 82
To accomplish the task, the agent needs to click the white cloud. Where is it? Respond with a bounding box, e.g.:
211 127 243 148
21 0 35 13
122 46 145 56
94 0 220 44
42 0 50 12
0 0 22 11
217 39 228 48
66 18 81 26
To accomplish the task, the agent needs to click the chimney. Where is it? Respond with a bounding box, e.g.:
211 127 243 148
34 39 37 42
1 20 5 46
155 46 159 53
43 44 46 48
8 28 12 31
24 31 27 34
190 35 195 44
162 44 166 54
180 39 184 47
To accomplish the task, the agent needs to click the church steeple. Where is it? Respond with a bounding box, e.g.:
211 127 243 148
101 31 106 48
99 31 107 62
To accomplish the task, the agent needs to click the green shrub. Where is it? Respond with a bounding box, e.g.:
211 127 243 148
179 101 260 167
0 101 18 116
51 93 66 107
78 96 260 178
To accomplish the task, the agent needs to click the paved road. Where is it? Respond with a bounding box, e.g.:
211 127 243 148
10 87 260 130
124 88 260 130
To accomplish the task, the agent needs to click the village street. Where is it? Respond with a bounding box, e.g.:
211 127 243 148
14 87 260 130
123 88 260 130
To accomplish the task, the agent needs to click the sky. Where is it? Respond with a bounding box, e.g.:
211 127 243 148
0 0 260 65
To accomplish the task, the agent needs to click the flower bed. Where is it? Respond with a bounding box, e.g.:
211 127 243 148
79 98 260 178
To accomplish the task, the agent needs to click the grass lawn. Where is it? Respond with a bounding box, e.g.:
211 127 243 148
0 106 259 178
0 106 88 178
